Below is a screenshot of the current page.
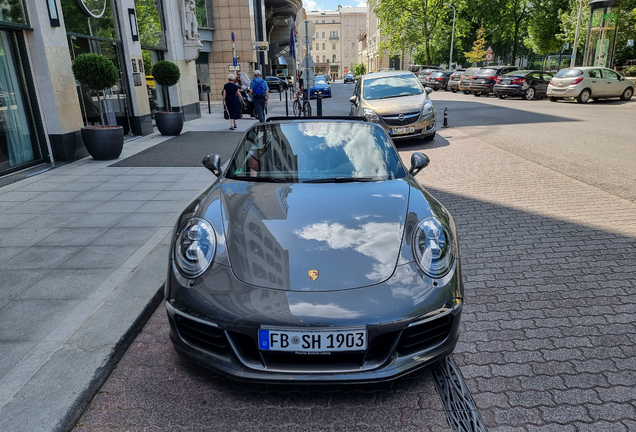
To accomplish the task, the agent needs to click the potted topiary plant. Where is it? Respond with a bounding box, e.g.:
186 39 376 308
152 60 183 136
71 53 124 160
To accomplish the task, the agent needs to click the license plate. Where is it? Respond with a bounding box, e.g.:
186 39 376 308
553 89 566 93
390 126 415 135
502 80 510 85
258 328 367 352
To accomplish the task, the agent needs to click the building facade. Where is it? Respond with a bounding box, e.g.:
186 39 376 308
338 6 365 76
363 0 412 72
0 0 205 178
306 10 341 80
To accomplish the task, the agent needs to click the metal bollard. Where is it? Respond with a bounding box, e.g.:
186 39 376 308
285 88 289 116
316 91 323 117
207 90 211 114
442 107 448 128
280 88 282 101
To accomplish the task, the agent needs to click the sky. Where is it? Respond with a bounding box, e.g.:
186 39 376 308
302 0 367 12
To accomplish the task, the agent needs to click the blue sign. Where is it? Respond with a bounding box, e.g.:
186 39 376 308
233 57 237 67
231 32 235 42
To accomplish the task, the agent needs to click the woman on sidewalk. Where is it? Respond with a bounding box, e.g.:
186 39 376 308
222 74 243 130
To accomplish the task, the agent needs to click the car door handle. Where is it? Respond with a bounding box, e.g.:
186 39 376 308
591 80 597 83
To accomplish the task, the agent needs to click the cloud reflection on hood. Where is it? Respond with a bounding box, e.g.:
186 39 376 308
289 301 362 318
296 222 402 282
300 123 389 178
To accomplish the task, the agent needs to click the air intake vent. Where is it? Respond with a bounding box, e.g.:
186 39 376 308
397 314 453 355
174 315 230 355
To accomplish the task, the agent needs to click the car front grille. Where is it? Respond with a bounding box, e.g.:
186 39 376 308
397 314 453 355
383 112 420 126
228 330 400 372
174 314 231 355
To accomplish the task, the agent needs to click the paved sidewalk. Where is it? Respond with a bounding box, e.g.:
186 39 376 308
401 129 636 430
0 97 286 431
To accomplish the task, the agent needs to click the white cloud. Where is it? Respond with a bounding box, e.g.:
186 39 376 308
357 1 366 6
303 0 318 10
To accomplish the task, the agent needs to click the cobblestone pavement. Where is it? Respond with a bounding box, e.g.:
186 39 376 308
74 304 450 432
400 128 636 431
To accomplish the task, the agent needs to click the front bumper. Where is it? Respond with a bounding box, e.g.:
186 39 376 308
371 111 436 141
166 259 463 383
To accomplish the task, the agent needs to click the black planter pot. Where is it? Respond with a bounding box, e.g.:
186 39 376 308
80 126 124 160
156 111 184 136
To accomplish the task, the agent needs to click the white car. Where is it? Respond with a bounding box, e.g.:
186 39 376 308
547 67 634 103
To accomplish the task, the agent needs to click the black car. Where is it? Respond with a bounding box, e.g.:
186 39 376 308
469 66 524 96
344 73 355 83
265 76 287 92
447 70 465 93
166 119 463 383
493 70 554 100
427 71 454 91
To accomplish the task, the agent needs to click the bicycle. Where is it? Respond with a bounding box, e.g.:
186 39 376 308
292 88 312 117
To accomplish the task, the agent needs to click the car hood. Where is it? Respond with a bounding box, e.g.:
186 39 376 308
363 94 426 116
221 179 410 292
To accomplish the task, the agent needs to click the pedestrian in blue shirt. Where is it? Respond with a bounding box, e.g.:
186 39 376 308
250 70 269 122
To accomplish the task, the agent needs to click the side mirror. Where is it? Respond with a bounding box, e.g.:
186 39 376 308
202 154 222 177
425 87 433 94
409 152 430 176
349 95 357 105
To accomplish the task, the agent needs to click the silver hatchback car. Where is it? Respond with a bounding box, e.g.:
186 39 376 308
547 67 634 103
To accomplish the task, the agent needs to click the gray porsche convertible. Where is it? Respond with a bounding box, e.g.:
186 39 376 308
165 118 463 383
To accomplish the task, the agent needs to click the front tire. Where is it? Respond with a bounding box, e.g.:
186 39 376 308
302 100 312 117
463 91 470 95
620 87 634 101
451 89 457 93
423 131 436 141
549 97 558 102
523 87 536 100
577 89 591 104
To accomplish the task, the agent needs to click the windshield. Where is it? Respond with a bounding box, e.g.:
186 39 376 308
476 68 497 76
463 68 478 76
556 69 583 78
226 122 406 183
363 75 423 100
315 79 327 85
431 72 444 77
408 65 421 73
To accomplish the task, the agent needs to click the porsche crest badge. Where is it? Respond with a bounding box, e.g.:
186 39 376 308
307 270 319 281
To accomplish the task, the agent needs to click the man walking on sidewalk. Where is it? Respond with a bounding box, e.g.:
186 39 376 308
250 70 269 122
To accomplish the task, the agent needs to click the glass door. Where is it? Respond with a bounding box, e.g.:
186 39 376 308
142 49 165 124
0 31 43 174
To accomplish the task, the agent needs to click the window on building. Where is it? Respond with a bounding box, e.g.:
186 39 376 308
322 43 325 50
322 55 326 62
316 32 319 38
315 44 319 50
322 32 325 38
316 55 319 62
322 20 325 23
332 43 336 50
332 20 335 23
332 55 336 62
195 0 208 27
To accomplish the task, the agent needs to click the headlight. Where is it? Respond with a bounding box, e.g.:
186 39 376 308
412 217 454 278
363 108 380 122
422 100 434 116
174 218 216 278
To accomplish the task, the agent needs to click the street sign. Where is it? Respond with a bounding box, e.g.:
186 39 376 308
486 53 493 61
231 32 235 42
487 46 493 54
233 57 237 67
254 41 269 51
298 20 316 40
628 39 634 47
228 65 241 71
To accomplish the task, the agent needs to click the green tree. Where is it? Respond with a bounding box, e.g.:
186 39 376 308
465 20 487 65
373 0 448 65
152 61 181 111
71 54 119 126
525 0 569 69
352 63 367 75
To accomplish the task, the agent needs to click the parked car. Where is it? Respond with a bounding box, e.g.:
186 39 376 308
278 75 294 86
447 70 465 93
427 71 454 91
458 68 479 94
304 77 332 98
408 65 442 77
493 70 553 100
417 68 443 86
265 76 288 92
547 67 634 103
344 72 355 83
470 66 524 96
350 70 436 141
166 119 463 382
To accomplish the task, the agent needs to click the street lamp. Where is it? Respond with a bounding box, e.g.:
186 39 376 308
444 3 456 69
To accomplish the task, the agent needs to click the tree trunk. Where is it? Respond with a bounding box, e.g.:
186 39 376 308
163 86 170 112
96 90 105 127
512 23 519 65
425 38 431 65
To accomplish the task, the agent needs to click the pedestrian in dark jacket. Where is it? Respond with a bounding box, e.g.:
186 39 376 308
250 70 269 122
223 74 243 130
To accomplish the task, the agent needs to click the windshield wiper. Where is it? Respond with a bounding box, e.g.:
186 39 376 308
232 176 288 183
377 94 418 99
303 177 376 183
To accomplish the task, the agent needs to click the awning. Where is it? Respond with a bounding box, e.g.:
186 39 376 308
277 56 287 65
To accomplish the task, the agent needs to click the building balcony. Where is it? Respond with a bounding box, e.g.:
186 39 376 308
329 36 339 40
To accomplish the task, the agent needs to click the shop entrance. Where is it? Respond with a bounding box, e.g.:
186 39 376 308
68 36 133 136
142 49 165 124
0 31 45 175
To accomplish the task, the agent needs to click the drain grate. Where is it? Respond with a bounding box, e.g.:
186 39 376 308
431 355 488 432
